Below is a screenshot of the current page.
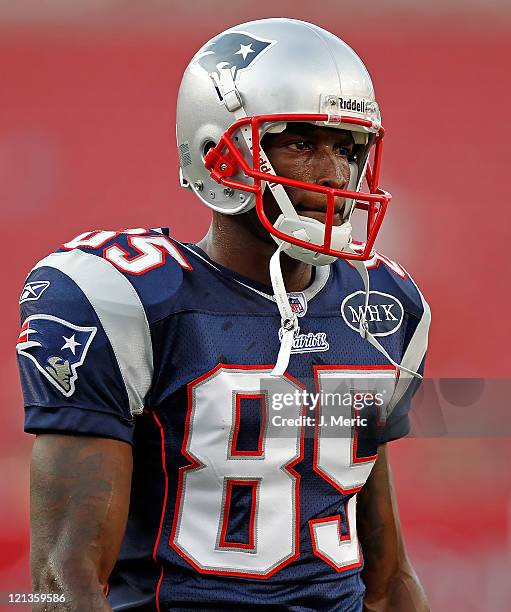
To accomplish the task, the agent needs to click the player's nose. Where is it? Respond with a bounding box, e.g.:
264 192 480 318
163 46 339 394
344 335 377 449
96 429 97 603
315 150 349 190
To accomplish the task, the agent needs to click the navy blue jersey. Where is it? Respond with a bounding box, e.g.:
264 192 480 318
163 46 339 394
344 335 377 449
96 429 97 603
17 228 430 611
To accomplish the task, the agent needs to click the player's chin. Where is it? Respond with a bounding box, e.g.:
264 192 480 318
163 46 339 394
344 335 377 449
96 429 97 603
297 210 344 225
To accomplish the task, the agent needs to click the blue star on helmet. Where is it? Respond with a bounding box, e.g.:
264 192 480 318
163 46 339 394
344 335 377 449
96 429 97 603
16 315 97 397
194 31 276 82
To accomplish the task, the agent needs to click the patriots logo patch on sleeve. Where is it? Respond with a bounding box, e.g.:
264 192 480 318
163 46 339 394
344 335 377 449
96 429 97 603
16 315 97 397
194 31 276 82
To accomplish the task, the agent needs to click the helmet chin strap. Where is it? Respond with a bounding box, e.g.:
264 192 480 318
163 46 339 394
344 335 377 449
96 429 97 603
269 242 298 376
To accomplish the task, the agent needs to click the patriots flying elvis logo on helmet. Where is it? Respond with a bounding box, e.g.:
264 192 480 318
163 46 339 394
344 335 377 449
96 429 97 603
194 31 277 83
16 314 97 397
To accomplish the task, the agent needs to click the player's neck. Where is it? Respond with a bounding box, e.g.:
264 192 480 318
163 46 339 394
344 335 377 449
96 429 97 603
196 217 313 292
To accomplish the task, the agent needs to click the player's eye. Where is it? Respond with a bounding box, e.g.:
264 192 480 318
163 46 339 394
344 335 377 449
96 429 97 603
287 140 311 151
336 145 354 158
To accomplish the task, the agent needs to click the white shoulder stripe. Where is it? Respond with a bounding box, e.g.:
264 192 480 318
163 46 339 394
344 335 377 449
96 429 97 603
33 250 153 416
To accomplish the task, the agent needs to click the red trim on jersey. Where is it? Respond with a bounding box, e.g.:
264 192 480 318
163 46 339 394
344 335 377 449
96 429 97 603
218 479 259 551
152 411 169 612
61 229 120 250
345 245 408 279
170 363 305 579
163 236 193 271
103 234 193 275
309 364 395 573
230 392 267 457
308 510 363 573
312 364 395 492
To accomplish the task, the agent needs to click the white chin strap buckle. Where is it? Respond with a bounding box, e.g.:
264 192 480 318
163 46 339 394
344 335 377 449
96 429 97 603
282 316 298 333
271 214 352 266
273 314 298 376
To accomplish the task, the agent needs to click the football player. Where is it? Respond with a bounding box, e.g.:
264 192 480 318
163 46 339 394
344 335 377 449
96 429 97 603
17 18 430 612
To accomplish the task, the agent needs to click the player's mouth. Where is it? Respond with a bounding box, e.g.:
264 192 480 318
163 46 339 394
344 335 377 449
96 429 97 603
295 201 345 225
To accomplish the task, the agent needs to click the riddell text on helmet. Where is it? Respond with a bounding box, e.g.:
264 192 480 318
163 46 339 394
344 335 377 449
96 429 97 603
338 97 367 113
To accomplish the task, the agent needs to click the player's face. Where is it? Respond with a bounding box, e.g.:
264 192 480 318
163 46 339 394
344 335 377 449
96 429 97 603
262 124 354 225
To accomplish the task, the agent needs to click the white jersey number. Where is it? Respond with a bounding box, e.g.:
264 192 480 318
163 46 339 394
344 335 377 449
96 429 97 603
171 364 397 578
63 229 191 273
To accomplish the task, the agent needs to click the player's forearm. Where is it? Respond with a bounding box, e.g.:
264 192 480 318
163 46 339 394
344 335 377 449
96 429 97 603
32 557 112 611
29 435 132 611
363 561 429 612
358 446 429 611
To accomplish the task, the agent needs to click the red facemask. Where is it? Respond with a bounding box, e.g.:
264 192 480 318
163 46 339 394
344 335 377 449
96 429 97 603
205 114 391 261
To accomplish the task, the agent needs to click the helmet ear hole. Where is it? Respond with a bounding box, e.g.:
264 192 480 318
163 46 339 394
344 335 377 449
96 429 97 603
202 140 216 161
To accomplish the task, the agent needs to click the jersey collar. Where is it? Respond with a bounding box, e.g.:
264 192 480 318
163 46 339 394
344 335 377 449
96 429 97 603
181 242 331 303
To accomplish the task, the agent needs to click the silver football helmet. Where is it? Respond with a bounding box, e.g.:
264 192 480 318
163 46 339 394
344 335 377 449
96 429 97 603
176 18 390 266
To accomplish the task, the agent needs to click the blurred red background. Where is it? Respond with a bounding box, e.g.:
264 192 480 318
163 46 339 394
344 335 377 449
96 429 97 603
1 2 510 610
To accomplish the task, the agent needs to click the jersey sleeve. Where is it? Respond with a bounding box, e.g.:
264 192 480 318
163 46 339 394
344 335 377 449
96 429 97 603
378 274 431 445
379 357 425 443
16 249 153 444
